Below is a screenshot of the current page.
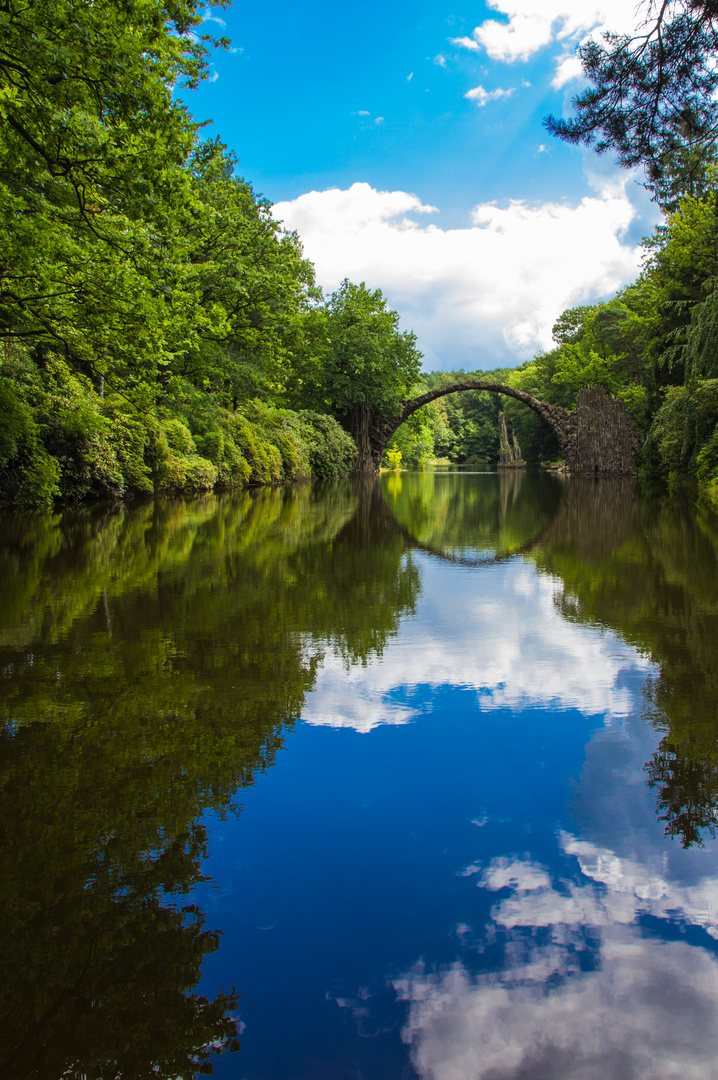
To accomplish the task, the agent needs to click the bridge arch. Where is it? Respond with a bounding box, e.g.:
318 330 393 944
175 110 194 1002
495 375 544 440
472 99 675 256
359 380 574 474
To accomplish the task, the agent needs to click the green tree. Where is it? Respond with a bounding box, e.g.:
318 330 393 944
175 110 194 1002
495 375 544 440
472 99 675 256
0 0 232 395
288 281 423 470
170 141 318 406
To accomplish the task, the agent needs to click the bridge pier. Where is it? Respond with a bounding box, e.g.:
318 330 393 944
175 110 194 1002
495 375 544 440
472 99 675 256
565 386 642 476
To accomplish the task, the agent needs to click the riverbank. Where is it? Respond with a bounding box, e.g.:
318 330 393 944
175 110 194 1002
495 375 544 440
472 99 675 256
0 352 357 510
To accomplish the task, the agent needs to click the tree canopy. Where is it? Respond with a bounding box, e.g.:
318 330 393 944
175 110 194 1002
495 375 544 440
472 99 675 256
1 0 217 380
288 280 422 419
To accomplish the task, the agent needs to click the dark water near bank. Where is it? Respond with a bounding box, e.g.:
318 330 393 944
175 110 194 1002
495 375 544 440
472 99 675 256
2 468 718 1079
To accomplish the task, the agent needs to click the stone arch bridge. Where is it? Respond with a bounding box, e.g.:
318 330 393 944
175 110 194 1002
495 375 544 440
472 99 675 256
345 381 641 476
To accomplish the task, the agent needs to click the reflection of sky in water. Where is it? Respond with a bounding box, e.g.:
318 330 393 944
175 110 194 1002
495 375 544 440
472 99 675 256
199 554 718 1080
396 831 718 1079
302 558 652 732
396 931 718 1079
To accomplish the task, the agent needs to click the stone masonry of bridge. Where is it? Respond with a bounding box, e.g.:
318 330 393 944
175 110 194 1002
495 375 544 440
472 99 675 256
346 382 642 476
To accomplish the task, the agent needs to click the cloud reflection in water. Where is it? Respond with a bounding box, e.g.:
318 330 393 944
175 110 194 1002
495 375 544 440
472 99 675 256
395 833 718 1080
301 562 652 733
298 504 718 1078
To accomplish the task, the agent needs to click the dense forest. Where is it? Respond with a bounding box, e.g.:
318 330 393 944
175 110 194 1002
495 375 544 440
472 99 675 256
2 0 718 508
0 0 421 508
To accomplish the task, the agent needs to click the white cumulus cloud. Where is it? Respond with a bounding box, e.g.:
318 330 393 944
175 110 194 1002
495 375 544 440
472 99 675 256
396 936 718 1080
552 52 585 88
464 85 515 106
450 34 481 52
394 834 718 1080
273 179 648 369
453 0 643 84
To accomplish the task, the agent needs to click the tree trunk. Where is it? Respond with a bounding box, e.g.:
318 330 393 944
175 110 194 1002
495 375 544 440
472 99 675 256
343 402 376 473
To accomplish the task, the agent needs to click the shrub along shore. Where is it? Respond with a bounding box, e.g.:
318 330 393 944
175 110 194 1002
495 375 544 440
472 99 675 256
0 352 357 508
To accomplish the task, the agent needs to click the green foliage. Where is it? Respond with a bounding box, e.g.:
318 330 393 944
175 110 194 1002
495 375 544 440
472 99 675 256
642 189 718 381
385 445 403 469
0 379 60 509
551 305 597 345
0 340 360 504
424 398 456 461
1 353 127 504
182 454 218 492
289 412 358 479
163 418 196 455
419 371 504 463
684 281 718 380
0 380 31 467
0 0 226 391
15 448 61 511
386 409 432 466
643 380 718 488
288 281 422 451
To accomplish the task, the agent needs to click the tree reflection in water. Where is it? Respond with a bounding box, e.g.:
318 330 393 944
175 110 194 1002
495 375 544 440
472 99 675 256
0 483 419 1079
525 478 718 848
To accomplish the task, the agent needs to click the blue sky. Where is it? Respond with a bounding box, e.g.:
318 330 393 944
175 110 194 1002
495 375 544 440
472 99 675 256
184 1 661 371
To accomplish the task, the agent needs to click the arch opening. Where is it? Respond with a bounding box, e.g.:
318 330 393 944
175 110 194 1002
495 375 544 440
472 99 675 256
359 381 574 474
346 382 640 477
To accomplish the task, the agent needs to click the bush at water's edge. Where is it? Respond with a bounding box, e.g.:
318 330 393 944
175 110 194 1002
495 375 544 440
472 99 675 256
0 354 357 510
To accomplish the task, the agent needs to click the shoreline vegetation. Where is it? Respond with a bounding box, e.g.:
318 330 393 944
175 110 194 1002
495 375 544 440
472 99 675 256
2 1 718 511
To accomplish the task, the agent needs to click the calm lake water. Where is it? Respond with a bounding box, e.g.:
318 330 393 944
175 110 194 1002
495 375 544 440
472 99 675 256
2 468 718 1079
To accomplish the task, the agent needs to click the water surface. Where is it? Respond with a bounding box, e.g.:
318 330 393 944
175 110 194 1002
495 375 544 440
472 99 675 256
1 469 718 1079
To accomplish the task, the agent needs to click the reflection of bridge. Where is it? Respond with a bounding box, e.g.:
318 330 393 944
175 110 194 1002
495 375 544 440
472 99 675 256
347 471 639 569
347 382 642 476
